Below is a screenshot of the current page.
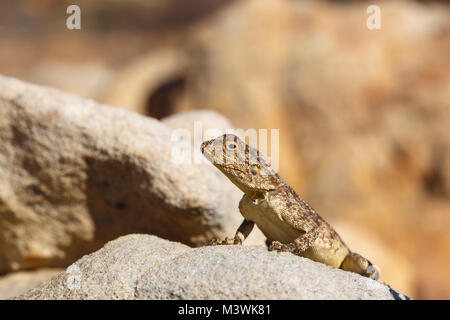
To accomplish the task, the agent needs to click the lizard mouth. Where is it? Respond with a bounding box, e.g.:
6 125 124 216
200 141 208 154
201 140 211 153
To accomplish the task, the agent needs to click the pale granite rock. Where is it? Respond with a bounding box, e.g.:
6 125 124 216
14 234 409 300
0 75 249 273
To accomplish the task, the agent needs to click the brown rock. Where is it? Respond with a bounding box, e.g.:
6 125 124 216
0 75 252 273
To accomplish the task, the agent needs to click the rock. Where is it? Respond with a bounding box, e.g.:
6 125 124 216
0 75 253 273
0 268 63 299
14 234 408 300
102 48 189 120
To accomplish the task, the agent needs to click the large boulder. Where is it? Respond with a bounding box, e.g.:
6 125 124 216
14 234 409 300
0 75 263 273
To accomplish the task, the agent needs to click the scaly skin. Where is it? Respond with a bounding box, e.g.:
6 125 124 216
201 134 380 280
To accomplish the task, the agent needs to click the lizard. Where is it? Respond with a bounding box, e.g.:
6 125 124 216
201 133 380 280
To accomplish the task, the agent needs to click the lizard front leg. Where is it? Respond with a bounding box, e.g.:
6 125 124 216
210 219 255 245
268 228 318 255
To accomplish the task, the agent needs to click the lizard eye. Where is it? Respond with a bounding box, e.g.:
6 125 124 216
250 166 260 175
227 142 238 150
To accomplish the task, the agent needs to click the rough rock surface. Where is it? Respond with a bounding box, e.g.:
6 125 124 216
0 75 252 273
14 234 409 300
0 268 62 299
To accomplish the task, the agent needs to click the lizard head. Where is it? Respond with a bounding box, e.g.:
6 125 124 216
341 252 380 280
201 134 281 197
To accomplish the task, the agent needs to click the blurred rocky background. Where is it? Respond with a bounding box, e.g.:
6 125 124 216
0 0 449 299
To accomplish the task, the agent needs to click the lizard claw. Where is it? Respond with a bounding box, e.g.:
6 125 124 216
268 240 296 253
209 238 220 246
268 240 285 252
209 237 240 246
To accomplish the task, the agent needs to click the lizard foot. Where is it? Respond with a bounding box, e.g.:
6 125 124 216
268 240 292 252
209 237 241 246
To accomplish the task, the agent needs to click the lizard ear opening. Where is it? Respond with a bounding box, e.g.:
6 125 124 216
250 166 260 176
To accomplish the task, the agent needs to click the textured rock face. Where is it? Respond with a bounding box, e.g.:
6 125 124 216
14 234 408 300
0 75 255 273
